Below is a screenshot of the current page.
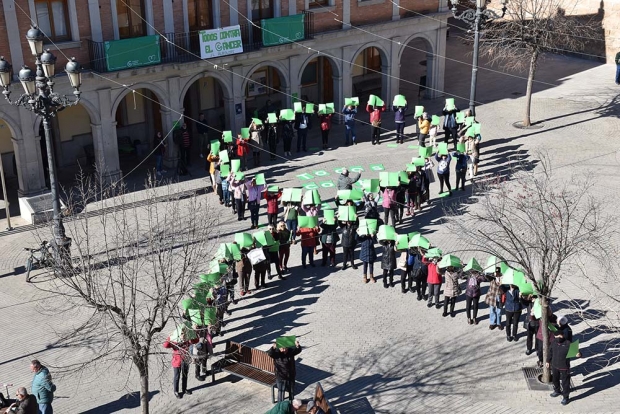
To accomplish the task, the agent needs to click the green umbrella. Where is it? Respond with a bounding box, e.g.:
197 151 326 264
439 254 462 269
463 258 483 272
408 233 430 249
425 247 443 258
235 232 254 249
252 230 275 247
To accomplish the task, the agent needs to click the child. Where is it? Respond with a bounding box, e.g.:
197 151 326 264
429 122 439 148
380 239 397 288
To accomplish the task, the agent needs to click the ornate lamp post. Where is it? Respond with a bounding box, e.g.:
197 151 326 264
451 0 508 116
0 26 82 269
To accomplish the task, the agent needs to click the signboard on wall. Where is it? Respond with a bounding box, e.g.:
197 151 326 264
199 25 244 59
104 35 161 71
261 14 305 47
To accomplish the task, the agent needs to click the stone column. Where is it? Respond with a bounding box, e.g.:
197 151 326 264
15 110 46 196
232 65 246 131
96 88 122 181
164 77 184 168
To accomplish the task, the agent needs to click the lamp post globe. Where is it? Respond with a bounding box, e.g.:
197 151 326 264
26 26 45 56
0 56 12 88
65 58 81 89
40 49 57 78
18 65 36 95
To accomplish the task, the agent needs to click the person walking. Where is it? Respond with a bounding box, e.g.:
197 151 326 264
30 360 56 414
616 50 620 85
504 284 523 342
380 239 397 288
267 339 302 402
342 104 358 146
246 177 265 229
442 104 459 149
393 103 408 144
163 324 199 399
319 112 332 150
464 270 486 325
341 221 358 271
366 102 386 145
294 109 311 152
547 316 579 406
441 266 462 317
453 148 468 191
425 255 441 308
277 221 291 272
485 267 504 330
417 112 431 147
297 225 319 268
358 229 377 283
435 152 452 196
196 113 209 158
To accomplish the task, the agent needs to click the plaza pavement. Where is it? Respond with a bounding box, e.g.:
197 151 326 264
1 30 620 414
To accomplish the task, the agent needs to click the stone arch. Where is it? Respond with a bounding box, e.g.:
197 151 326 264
298 53 342 81
32 96 101 135
0 111 22 140
179 71 233 103
397 33 435 63
241 60 290 94
111 82 171 118
398 33 438 99
350 41 390 73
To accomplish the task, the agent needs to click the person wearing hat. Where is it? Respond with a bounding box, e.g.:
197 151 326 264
267 340 302 403
265 399 302 414
484 267 504 330
547 314 579 406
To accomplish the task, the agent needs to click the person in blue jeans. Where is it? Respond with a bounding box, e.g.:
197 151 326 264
503 284 522 342
294 110 311 152
452 149 468 191
616 51 620 85
392 103 408 144
342 104 357 146
435 152 453 196
30 360 56 414
484 268 504 330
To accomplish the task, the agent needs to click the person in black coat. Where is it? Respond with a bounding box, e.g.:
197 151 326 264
380 240 397 288
340 221 358 270
546 315 579 406
267 340 302 402
320 220 339 267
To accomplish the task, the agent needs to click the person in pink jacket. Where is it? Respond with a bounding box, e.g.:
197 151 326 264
381 187 398 226
366 102 386 145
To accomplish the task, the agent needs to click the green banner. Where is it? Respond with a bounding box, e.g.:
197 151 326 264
105 35 161 72
261 14 305 47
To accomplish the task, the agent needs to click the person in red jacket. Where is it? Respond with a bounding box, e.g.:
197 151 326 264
296 226 319 268
424 255 442 309
366 102 386 145
265 187 283 227
163 322 199 399
236 134 249 171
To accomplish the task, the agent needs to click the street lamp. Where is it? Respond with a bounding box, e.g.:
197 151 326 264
451 0 508 116
0 25 82 272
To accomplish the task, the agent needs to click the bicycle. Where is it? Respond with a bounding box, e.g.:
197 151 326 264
24 241 54 283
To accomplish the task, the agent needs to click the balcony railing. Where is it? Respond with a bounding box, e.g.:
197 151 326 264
85 11 314 73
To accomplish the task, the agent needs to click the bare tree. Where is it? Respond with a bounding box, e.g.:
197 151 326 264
478 0 601 126
33 172 217 414
445 154 615 382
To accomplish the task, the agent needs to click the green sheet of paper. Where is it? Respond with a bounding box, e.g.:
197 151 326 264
375 96 384 107
241 128 250 139
425 247 443 258
463 258 483 272
235 232 253 248
409 233 430 249
438 142 448 155
567 340 580 358
223 130 233 143
253 230 275 247
267 113 278 124
338 189 363 202
226 242 242 260
255 173 265 185
345 97 359 106
406 163 416 172
445 98 456 111
396 234 409 250
305 103 314 114
387 143 399 148
204 307 217 325
338 205 356 222
283 188 302 202
188 308 203 326
298 216 318 229
181 298 194 311
414 106 424 117
399 171 410 184
419 146 433 158
208 260 228 275
358 218 378 234
548 323 558 333
439 254 462 269
294 102 303 113
267 185 279 193
215 243 231 261
235 171 245 181
303 189 321 205
464 117 475 127
318 104 327 115
360 178 380 193
323 209 335 225
377 225 397 241
219 150 229 163
220 163 230 177
252 118 263 125
393 95 407 107
379 172 399 187
431 115 441 126
210 140 221 156
280 109 295 121
276 335 296 348
456 111 465 124
412 158 425 167
472 123 482 135
326 103 335 114
231 159 241 173
532 298 542 319
457 143 466 153
204 272 222 286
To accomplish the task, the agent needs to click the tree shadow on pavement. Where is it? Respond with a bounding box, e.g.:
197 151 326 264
80 390 160 413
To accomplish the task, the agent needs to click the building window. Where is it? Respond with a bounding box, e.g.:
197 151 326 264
35 0 70 42
252 0 273 21
309 0 329 7
364 47 381 74
116 0 146 39
188 0 213 31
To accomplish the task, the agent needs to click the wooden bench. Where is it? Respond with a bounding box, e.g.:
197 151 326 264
297 382 336 414
212 340 278 402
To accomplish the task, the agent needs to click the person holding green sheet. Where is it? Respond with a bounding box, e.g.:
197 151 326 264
342 103 358 146
283 202 299 245
247 177 265 229
249 119 264 167
380 239 397 288
236 247 253 296
341 221 358 271
236 134 250 171
320 218 339 267
418 113 431 147
294 108 311 152
442 103 459 149
485 267 504 330
319 112 333 150
266 119 278 160
163 324 199 399
267 339 302 403
503 283 522 342
465 134 481 177
547 314 579 406
230 174 248 221
358 229 376 283
297 225 319 268
453 148 468 191
435 152 452 196
366 101 386 145
392 102 408 144
441 266 462 317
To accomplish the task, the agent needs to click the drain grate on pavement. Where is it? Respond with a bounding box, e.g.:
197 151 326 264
522 367 575 391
